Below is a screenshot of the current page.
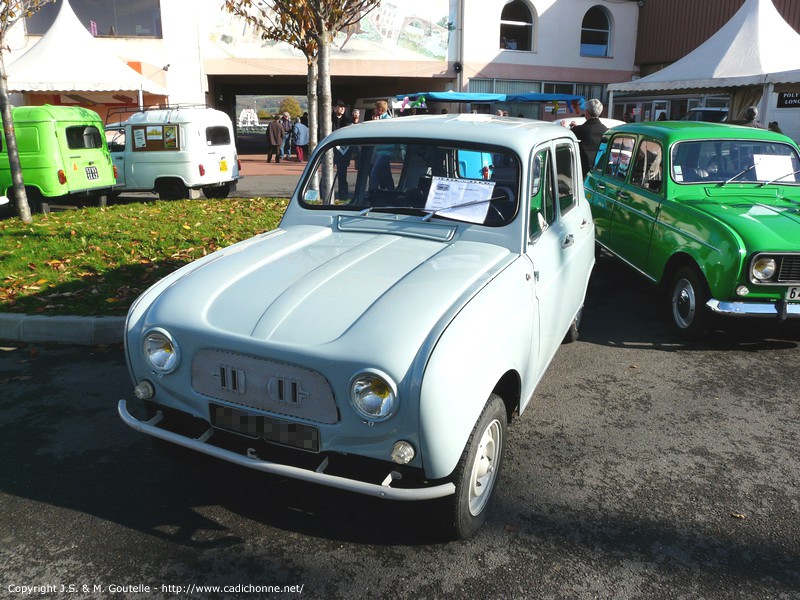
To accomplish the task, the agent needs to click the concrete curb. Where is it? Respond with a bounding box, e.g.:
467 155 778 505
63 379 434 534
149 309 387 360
0 314 125 346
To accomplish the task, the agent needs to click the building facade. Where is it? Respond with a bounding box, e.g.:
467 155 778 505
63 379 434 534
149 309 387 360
10 0 640 122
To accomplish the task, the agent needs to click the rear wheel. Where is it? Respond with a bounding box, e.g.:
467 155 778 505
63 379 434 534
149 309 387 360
563 307 582 343
444 394 506 539
156 179 189 201
202 183 231 199
669 266 710 338
24 187 45 213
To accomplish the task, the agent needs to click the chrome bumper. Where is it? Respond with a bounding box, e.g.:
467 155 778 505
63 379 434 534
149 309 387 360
706 298 800 319
118 400 455 501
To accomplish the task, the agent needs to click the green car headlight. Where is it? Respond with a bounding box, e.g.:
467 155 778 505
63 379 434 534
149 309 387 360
752 257 777 281
143 328 180 373
350 370 397 422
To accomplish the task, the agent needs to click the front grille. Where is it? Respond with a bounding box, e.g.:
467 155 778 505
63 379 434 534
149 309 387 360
778 255 800 283
192 349 338 424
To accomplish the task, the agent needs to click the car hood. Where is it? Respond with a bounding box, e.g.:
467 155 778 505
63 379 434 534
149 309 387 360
688 191 800 248
142 225 512 351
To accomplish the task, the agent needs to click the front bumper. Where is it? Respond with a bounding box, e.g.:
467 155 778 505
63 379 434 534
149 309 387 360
706 298 800 320
118 400 455 501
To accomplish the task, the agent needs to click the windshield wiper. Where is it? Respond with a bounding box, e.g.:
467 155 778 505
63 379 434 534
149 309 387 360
759 168 800 187
721 164 757 186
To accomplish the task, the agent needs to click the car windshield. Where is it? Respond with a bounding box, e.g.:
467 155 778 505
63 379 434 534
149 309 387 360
299 141 520 226
671 139 800 185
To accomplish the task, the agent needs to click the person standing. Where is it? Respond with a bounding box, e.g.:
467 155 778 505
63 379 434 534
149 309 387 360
292 117 309 162
331 99 352 199
369 100 394 192
741 106 766 128
266 114 285 163
279 112 293 159
571 98 608 176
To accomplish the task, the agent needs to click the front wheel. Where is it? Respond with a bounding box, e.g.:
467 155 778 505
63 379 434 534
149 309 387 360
445 394 506 539
669 266 710 338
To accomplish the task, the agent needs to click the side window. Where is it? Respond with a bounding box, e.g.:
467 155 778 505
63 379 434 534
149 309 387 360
605 135 636 181
106 129 126 152
500 0 534 51
530 148 556 236
555 142 576 214
630 139 663 193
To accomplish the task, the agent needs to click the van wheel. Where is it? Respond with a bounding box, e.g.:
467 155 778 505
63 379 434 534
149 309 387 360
202 183 230 199
24 187 44 213
156 179 188 201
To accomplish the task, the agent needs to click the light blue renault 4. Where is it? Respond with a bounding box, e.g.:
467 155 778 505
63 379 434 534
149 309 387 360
118 114 595 538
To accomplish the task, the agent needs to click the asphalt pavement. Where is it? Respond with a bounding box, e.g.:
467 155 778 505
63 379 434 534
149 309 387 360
0 155 305 346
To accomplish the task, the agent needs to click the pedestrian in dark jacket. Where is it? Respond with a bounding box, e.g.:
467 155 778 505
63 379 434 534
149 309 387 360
571 99 608 176
266 115 285 163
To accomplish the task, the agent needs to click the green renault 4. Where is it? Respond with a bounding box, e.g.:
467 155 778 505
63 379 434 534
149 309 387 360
585 121 800 337
0 105 116 213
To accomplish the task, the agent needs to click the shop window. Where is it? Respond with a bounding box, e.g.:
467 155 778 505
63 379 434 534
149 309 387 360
580 6 610 57
500 0 534 52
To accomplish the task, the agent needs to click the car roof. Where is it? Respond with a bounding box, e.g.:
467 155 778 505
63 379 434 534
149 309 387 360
323 113 577 152
605 121 795 145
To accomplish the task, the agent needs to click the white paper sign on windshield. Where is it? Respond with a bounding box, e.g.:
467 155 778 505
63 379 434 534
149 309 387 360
424 177 495 224
754 154 796 182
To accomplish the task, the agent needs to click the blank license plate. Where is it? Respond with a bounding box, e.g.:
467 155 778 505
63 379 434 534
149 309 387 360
85 166 99 180
210 403 319 452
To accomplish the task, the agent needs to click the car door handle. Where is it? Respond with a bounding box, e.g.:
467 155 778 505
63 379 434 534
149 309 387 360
618 190 631 200
596 182 606 191
561 234 574 248
580 218 591 229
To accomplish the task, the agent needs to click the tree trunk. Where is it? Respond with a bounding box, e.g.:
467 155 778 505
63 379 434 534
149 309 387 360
0 53 32 223
307 59 318 155
318 27 332 142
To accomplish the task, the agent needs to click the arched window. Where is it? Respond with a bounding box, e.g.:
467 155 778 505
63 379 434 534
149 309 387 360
500 0 534 52
580 6 610 57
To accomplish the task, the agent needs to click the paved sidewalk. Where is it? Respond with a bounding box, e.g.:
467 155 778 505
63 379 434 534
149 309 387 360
0 155 306 346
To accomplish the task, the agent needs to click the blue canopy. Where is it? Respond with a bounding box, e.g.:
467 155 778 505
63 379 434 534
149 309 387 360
397 91 585 111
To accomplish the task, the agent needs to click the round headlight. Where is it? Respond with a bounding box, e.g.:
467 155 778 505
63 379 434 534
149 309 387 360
350 371 397 422
752 257 777 281
143 328 180 373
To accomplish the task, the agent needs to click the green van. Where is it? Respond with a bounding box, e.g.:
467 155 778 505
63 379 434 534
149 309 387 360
0 105 116 212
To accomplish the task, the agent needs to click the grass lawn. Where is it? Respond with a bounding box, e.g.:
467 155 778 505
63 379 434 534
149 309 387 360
0 197 288 317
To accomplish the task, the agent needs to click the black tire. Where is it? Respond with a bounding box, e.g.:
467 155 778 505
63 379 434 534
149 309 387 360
669 266 710 338
24 187 45 213
563 307 582 343
202 183 231 199
445 393 506 539
156 179 189 201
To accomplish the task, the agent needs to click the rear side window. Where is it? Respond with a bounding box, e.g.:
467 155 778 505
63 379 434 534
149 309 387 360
605 135 636 181
630 139 663 193
66 126 103 149
206 126 231 146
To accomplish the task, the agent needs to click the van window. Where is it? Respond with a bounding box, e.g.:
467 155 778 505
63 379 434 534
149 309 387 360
66 126 103 149
206 126 231 146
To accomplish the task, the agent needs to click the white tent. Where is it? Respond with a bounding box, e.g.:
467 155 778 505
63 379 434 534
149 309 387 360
609 0 800 93
6 0 166 96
